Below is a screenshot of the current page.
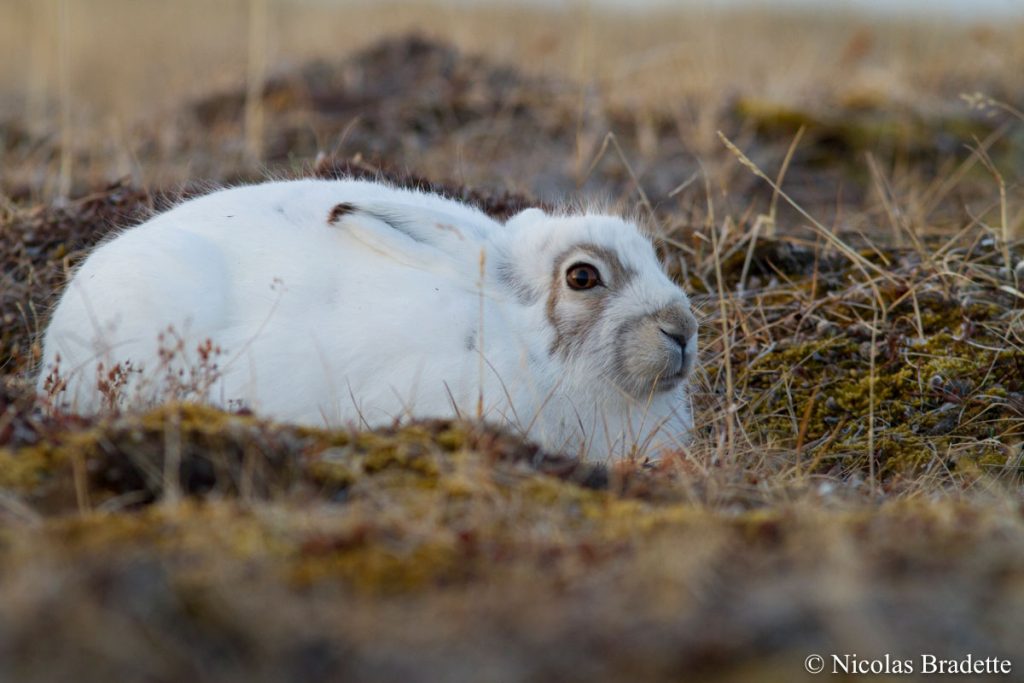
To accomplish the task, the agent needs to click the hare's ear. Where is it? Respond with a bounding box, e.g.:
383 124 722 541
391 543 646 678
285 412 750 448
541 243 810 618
326 201 489 269
504 207 547 230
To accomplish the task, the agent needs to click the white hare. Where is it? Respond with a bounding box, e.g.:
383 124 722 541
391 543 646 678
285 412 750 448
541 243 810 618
37 178 698 460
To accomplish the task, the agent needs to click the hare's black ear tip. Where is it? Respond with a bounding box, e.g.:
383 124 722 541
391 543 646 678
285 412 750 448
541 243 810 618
327 202 357 225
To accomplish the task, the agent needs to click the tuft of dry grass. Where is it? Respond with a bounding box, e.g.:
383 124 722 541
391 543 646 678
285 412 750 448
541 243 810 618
1 4 1024 681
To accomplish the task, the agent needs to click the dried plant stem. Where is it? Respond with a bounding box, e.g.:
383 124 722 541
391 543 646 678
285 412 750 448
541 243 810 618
795 382 820 471
867 152 926 257
706 172 736 453
71 450 91 514
585 132 656 218
162 408 182 506
477 248 486 421
737 215 764 294
245 0 269 165
56 0 72 200
869 304 878 496
920 118 1011 218
27 1 51 133
766 125 805 237
961 131 1013 277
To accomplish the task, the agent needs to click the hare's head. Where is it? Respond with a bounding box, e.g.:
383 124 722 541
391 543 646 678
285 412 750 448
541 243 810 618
499 208 697 399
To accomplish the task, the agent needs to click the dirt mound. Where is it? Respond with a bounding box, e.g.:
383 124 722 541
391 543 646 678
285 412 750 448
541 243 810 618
2 35 1014 219
1 403 1021 683
176 34 583 199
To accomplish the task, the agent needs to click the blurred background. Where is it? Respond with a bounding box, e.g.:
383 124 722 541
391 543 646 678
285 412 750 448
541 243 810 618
1 0 1022 204
2 0 1022 116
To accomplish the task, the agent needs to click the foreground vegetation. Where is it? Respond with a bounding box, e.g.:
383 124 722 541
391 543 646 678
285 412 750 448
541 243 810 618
1 5 1023 681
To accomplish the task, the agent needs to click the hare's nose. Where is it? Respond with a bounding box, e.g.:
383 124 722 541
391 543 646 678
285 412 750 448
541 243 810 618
659 327 686 349
659 327 692 360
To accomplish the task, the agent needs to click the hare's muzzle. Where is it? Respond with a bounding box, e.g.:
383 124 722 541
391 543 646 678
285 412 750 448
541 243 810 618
660 327 694 380
657 305 697 376
612 302 697 397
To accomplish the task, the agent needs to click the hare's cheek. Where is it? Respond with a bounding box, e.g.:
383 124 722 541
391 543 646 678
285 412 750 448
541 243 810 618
547 301 606 358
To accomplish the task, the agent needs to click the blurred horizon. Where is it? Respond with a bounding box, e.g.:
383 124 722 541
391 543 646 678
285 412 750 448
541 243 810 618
322 0 1024 20
636 0 1021 19
2 0 1022 199
620 0 1019 19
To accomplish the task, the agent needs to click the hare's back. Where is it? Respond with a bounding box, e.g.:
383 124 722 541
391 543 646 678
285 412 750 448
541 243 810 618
161 178 497 241
57 178 488 333
39 178 503 417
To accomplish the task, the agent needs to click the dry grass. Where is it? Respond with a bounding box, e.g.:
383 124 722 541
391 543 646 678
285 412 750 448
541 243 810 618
3 0 1023 194
1 2 1024 681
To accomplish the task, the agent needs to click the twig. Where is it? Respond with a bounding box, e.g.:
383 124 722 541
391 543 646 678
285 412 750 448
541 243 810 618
477 247 486 420
56 0 71 200
704 166 736 453
245 0 269 165
584 131 656 219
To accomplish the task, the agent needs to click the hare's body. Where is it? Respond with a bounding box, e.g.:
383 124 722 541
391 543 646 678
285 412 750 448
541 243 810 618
39 179 697 460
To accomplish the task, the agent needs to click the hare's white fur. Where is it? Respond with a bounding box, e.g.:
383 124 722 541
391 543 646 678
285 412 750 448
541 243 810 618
38 179 697 460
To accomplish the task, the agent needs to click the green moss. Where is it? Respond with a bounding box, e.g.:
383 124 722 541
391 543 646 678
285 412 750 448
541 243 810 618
289 525 467 592
732 251 1024 477
0 442 64 490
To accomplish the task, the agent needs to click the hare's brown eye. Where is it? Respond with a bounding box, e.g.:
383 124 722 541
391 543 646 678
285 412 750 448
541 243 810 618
566 263 602 290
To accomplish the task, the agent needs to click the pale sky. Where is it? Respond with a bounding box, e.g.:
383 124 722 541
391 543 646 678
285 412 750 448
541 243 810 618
459 0 1024 20
664 0 1022 19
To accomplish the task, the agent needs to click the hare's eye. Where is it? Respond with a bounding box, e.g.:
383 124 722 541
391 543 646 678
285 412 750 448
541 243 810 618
566 263 602 290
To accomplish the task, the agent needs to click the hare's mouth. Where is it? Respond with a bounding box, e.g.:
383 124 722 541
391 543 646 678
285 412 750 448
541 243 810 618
653 368 688 393
646 358 690 394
